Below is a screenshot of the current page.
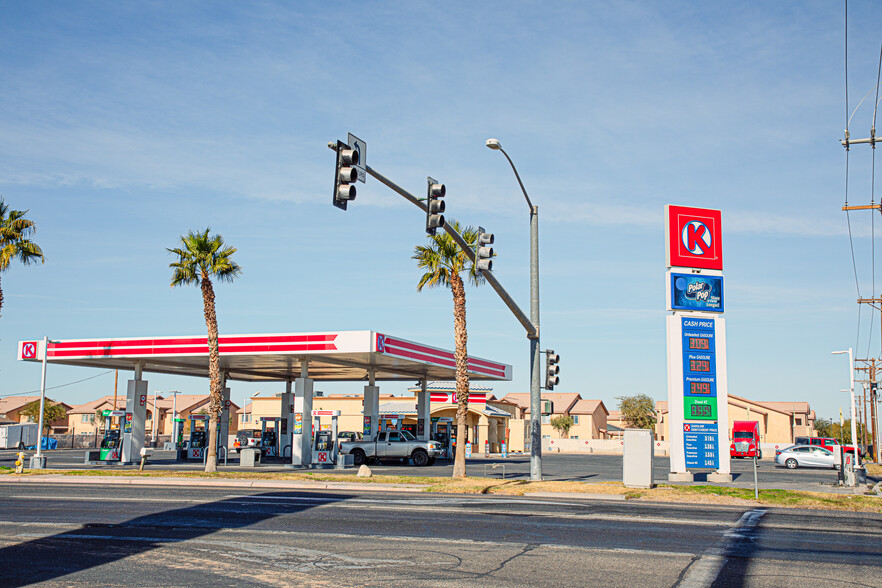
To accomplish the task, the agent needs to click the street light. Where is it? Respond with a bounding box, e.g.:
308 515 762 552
832 348 862 471
486 137 542 481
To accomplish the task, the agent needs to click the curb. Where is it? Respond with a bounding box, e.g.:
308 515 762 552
0 475 425 493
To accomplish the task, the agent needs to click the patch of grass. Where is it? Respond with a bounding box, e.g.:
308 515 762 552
5 468 881 512
0 466 12 474
655 484 881 511
866 463 882 476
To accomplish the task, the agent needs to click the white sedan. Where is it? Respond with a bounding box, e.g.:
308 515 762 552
774 445 841 470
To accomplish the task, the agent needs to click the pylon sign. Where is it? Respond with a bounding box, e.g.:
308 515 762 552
665 205 730 480
665 205 722 270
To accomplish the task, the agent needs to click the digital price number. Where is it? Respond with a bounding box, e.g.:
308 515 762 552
687 337 710 350
689 382 712 395
691 404 713 417
689 359 711 372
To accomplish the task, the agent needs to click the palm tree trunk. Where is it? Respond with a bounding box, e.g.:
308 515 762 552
0 273 4 318
451 273 469 478
201 275 222 473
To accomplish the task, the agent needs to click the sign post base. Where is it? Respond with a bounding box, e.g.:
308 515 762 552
708 472 733 483
668 472 694 482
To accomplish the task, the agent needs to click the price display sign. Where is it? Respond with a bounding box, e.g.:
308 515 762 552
684 422 719 468
681 317 717 420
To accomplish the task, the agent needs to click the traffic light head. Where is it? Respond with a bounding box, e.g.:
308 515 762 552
333 140 359 210
426 178 446 235
545 350 560 390
476 230 494 272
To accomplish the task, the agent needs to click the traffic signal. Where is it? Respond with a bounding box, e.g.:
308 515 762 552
426 177 446 235
476 229 494 272
545 350 560 390
333 140 359 210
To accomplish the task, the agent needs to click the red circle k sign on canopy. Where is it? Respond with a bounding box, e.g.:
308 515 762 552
665 205 723 270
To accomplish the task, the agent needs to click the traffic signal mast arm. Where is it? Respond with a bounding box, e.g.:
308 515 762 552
328 142 538 339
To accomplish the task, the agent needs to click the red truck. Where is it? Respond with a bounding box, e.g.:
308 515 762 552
794 436 862 457
730 421 762 459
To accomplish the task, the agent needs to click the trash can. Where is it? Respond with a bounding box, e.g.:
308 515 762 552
623 428 654 489
240 447 261 467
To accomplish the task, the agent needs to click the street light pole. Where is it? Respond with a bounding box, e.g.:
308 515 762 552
487 138 542 481
833 348 861 471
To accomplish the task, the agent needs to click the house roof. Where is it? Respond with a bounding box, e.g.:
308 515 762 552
0 396 72 416
503 392 581 414
67 395 139 415
570 399 608 416
0 396 44 415
154 395 215 412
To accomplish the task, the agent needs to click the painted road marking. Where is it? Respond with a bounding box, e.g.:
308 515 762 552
676 509 766 588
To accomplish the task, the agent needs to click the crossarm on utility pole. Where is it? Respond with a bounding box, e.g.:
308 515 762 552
354 154 538 338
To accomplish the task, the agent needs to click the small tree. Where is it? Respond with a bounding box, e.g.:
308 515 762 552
550 415 575 438
814 418 833 438
94 410 106 432
617 394 657 430
20 400 67 435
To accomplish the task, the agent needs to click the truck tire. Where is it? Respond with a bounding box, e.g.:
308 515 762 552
412 449 429 467
756 449 762 460
352 449 366 466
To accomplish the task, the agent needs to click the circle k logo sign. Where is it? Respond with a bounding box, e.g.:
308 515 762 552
21 342 37 359
666 205 723 270
681 221 712 255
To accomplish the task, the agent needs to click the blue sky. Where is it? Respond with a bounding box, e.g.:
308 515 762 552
1 2 881 421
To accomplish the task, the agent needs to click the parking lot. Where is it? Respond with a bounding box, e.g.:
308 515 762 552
0 448 859 491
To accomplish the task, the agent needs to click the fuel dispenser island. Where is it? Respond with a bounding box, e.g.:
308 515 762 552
260 417 281 459
180 414 209 460
98 410 126 462
312 410 339 467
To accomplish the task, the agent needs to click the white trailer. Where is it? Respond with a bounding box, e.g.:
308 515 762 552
0 423 39 450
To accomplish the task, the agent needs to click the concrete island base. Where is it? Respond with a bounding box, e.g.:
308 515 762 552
708 472 733 483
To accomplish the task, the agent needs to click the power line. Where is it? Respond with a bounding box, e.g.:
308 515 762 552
2 370 114 398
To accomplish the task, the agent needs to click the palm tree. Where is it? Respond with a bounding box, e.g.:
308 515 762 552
168 228 241 473
413 220 486 478
0 198 45 318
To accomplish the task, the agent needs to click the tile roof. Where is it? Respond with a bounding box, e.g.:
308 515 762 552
570 399 608 415
0 396 43 414
503 392 581 414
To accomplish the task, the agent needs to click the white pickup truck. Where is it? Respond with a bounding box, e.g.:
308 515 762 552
339 430 442 466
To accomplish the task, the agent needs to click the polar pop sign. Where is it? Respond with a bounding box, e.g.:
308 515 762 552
665 205 722 270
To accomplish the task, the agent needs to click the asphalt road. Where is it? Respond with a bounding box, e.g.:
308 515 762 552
0 449 860 491
0 481 879 587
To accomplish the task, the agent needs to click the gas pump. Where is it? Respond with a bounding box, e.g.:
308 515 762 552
260 417 280 458
99 410 126 461
173 418 185 449
431 417 453 459
312 410 339 466
182 415 209 460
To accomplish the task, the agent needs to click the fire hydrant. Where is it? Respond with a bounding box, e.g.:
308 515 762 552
14 452 25 474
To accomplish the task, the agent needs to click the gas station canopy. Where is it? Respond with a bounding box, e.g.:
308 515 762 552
17 330 512 383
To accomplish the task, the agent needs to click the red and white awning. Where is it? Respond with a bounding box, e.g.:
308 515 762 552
17 330 512 383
